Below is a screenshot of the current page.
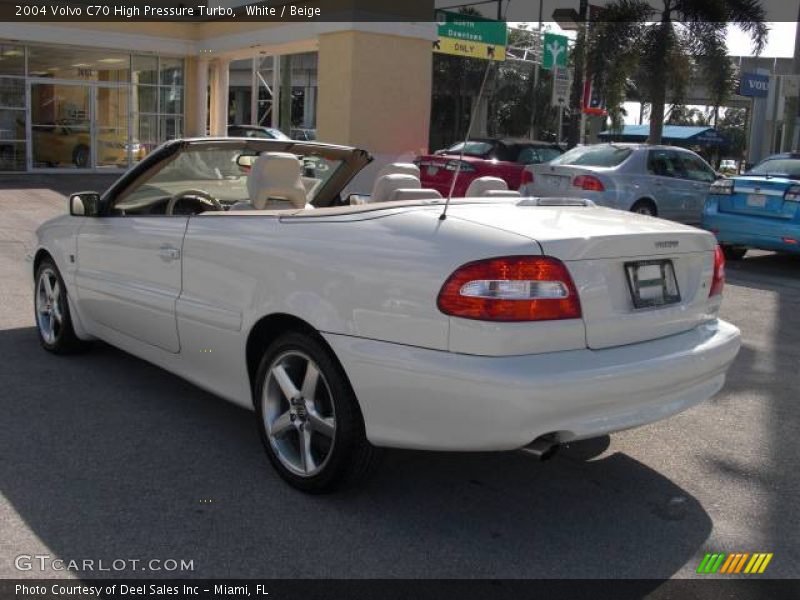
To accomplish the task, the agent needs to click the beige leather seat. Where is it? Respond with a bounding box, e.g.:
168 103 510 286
369 173 420 203
376 162 421 180
232 153 311 210
391 188 443 201
465 176 521 198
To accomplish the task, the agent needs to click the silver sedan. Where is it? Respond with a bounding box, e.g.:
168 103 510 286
520 143 718 224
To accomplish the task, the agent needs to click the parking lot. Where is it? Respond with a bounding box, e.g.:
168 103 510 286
0 175 798 580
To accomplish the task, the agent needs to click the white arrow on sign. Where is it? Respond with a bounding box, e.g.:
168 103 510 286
547 40 564 66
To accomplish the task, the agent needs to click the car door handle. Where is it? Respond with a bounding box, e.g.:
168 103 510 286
158 244 181 262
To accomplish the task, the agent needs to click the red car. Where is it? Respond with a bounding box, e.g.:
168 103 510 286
414 138 563 197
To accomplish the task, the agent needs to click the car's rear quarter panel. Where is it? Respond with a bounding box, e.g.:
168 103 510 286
176 208 571 405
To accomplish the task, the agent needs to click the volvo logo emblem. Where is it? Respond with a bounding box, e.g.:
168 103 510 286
654 240 679 249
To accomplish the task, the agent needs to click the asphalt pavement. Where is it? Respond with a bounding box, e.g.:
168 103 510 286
0 175 798 580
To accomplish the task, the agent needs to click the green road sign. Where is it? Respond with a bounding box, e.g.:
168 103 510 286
434 10 508 61
543 33 569 70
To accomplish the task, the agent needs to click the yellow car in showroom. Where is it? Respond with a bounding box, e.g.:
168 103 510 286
31 120 146 168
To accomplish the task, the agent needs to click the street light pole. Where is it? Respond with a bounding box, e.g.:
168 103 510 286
566 0 588 148
530 0 544 138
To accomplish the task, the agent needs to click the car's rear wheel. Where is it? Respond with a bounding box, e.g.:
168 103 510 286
255 331 380 493
721 245 747 261
631 199 657 217
34 258 89 354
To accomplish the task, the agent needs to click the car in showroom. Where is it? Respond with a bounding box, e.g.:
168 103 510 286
414 138 563 197
520 144 718 224
33 138 740 493
702 153 800 259
31 120 147 168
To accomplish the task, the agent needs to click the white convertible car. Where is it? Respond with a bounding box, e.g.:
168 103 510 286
34 138 741 492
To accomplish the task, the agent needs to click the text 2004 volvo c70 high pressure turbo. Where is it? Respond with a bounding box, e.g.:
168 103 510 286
33 138 741 492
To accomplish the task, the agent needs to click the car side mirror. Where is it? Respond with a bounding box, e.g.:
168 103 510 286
69 192 101 217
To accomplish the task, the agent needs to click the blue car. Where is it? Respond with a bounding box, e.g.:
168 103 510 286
702 153 800 259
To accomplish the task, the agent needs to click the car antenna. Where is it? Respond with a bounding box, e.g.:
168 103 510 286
440 59 495 221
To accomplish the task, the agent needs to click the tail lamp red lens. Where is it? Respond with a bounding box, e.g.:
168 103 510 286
437 256 582 322
573 175 605 192
710 245 725 297
520 170 534 186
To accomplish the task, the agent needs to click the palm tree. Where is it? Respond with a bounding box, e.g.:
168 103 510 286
587 0 767 144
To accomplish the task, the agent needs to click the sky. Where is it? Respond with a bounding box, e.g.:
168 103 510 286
510 21 797 58
508 21 797 124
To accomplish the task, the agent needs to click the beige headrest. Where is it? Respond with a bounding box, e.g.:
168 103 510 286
370 173 421 203
377 162 421 180
247 152 307 209
389 188 444 202
465 176 509 197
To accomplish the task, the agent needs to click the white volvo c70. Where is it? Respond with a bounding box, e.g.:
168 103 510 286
33 138 740 492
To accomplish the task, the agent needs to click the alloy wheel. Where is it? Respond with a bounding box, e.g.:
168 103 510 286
35 267 63 345
262 350 336 477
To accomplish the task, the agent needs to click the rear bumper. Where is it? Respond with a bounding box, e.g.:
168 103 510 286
324 319 741 451
702 208 800 254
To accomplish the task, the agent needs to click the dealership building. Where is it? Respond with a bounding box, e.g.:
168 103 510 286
0 3 435 173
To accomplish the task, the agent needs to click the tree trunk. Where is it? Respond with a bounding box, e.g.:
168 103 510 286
647 21 672 145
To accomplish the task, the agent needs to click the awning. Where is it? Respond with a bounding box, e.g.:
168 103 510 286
598 125 727 147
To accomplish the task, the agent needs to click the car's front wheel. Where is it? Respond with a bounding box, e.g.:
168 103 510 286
255 331 380 493
34 258 89 354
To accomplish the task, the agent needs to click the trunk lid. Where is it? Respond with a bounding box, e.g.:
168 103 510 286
447 202 717 349
529 163 614 196
718 176 800 220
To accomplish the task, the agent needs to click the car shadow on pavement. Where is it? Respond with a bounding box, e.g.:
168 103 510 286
1 326 711 580
725 252 800 292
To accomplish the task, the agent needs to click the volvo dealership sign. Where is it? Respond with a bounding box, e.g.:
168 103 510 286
434 10 507 61
740 72 770 97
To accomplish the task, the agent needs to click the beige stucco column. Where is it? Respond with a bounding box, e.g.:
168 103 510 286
317 29 432 164
210 57 230 137
185 56 209 137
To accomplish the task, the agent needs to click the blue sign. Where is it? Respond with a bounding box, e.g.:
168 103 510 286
740 73 770 97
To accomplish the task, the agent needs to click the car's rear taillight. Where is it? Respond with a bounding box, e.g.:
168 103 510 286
709 179 734 195
437 256 582 321
710 245 725 297
520 170 534 186
784 184 800 202
573 174 605 192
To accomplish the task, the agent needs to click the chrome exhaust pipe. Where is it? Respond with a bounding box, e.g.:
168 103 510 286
520 436 560 461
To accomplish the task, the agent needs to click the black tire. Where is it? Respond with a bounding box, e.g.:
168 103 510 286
631 199 657 217
721 245 748 261
72 144 90 168
34 257 90 354
254 331 381 493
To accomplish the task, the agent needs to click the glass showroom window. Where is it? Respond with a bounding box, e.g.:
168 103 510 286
0 43 25 170
132 55 184 158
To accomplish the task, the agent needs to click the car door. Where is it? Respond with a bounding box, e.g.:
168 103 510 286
645 149 692 221
75 214 188 354
677 151 717 223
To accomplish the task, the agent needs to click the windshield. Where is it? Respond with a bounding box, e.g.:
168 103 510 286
115 146 346 213
441 141 494 157
517 146 562 164
747 158 800 179
552 145 633 167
